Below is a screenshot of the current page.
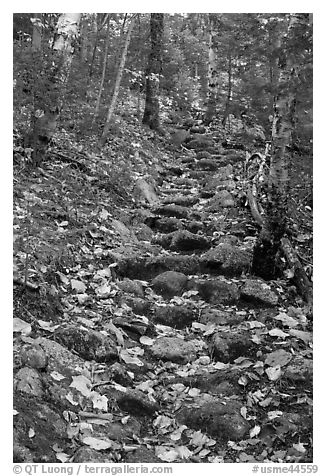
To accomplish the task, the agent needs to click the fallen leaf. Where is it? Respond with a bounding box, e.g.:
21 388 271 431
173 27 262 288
265 365 282 381
273 312 299 328
55 452 70 463
268 410 283 420
293 441 306 453
82 436 112 450
13 318 32 336
50 371 66 381
188 387 201 397
156 447 179 462
90 392 108 411
269 328 289 338
170 425 187 441
71 279 87 294
139 336 155 346
289 329 312 343
37 320 59 332
119 349 143 366
250 425 261 438
70 375 92 397
265 349 292 367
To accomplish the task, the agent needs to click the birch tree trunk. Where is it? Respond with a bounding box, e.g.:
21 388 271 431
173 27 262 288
252 13 310 279
204 14 220 125
31 14 42 51
29 13 81 165
222 53 232 129
142 13 164 130
100 14 136 145
92 18 111 125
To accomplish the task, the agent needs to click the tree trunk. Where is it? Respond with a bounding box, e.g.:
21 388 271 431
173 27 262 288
252 13 310 279
204 14 219 125
142 13 164 130
92 18 111 125
29 13 81 165
222 53 232 128
100 14 136 145
31 14 42 51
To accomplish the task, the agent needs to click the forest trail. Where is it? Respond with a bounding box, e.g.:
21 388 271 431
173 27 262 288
13 125 313 464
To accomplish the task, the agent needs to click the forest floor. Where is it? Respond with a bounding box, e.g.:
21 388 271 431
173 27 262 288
13 115 313 464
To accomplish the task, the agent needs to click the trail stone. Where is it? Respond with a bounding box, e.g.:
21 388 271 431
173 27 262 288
186 138 215 150
191 278 240 304
162 195 199 207
150 337 197 363
20 343 48 370
134 177 159 205
147 216 182 233
73 447 110 463
133 223 153 241
196 150 212 159
217 234 239 246
200 308 245 325
111 219 138 243
34 337 84 376
155 230 210 252
153 204 188 219
121 296 152 315
112 250 200 279
14 368 44 397
284 357 313 384
196 158 219 171
117 278 144 298
116 389 159 416
241 279 278 306
166 165 185 176
210 331 254 363
151 271 188 298
208 190 235 210
55 326 118 363
184 220 205 234
153 303 199 328
200 243 252 276
108 362 134 386
190 125 206 133
205 179 236 193
176 398 250 441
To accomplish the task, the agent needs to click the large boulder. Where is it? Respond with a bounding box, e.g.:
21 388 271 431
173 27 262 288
190 278 240 304
151 271 188 298
200 243 252 276
153 204 189 219
210 330 255 363
240 279 278 306
208 190 235 210
176 397 250 441
154 230 210 253
133 177 159 205
150 337 197 363
153 303 199 328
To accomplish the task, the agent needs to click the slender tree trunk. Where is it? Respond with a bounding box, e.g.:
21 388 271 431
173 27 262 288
142 13 164 130
204 14 219 125
29 13 81 165
31 14 42 51
92 19 111 125
100 15 136 145
222 53 232 127
252 13 310 279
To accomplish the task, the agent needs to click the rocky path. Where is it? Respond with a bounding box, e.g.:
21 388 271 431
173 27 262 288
13 129 313 464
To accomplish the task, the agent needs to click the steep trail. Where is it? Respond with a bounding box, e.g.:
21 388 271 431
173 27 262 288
13 127 313 464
